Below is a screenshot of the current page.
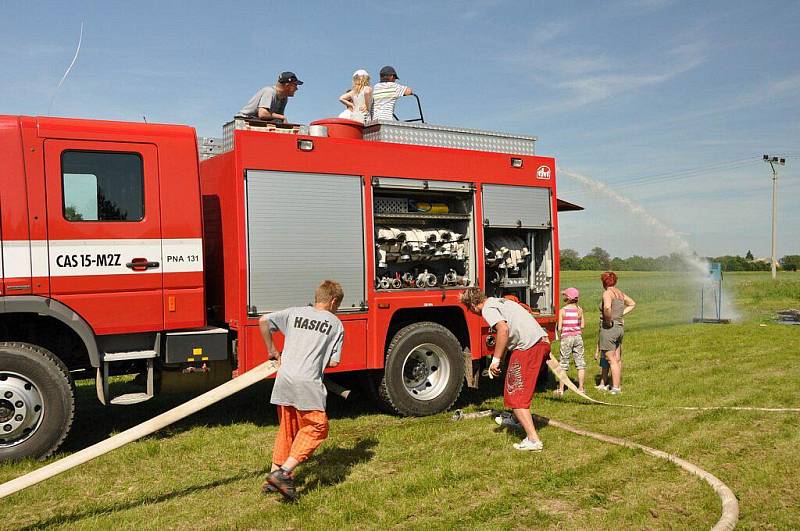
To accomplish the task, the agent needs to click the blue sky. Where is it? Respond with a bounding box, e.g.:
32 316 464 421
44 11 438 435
2 0 798 258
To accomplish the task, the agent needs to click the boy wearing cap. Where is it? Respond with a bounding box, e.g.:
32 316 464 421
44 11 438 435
371 65 413 121
555 287 586 395
238 71 303 124
461 287 551 451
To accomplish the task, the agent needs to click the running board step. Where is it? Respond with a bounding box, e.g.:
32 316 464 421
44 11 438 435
103 350 158 362
110 392 153 405
96 334 160 406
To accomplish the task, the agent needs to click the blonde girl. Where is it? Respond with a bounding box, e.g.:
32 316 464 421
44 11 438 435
338 69 373 123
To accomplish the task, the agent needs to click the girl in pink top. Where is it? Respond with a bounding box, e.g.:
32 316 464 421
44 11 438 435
556 287 586 395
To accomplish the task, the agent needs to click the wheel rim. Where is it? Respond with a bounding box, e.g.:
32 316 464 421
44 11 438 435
0 371 44 448
401 343 451 401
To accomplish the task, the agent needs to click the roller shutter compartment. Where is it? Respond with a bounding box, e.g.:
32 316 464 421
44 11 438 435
482 184 551 229
245 170 365 312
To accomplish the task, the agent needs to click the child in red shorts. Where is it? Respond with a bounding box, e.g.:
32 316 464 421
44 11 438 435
461 288 551 451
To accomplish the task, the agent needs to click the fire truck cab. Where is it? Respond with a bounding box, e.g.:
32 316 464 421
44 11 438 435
0 115 561 461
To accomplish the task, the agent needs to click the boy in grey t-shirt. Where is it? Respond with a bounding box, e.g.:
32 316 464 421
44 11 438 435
461 288 551 452
258 280 344 500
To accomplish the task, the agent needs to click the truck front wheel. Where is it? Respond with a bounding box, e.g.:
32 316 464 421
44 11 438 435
374 322 464 416
0 342 75 461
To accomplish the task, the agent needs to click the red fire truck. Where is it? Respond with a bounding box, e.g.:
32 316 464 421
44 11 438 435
0 114 564 461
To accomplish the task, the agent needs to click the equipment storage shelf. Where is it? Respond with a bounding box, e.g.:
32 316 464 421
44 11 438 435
372 181 475 291
374 212 471 221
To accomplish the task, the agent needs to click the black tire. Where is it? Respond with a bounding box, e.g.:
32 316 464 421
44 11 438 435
0 342 75 461
373 322 464 416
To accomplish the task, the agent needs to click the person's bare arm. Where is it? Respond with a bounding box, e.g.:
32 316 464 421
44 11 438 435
339 90 354 110
257 107 286 122
403 86 413 96
622 293 636 316
556 308 564 335
489 321 509 377
579 307 585 329
493 321 509 358
258 315 281 361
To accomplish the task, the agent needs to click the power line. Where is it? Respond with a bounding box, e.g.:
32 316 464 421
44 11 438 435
559 158 760 196
558 157 756 192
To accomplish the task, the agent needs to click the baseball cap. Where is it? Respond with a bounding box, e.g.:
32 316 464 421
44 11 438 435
562 287 580 299
353 69 369 78
379 65 399 79
278 71 303 85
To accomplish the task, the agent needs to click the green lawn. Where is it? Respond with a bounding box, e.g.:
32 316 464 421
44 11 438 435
1 271 798 530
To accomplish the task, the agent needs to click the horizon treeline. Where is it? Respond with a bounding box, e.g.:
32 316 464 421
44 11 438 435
560 247 800 272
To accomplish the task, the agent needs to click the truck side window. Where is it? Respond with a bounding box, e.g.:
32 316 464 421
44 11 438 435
61 151 144 222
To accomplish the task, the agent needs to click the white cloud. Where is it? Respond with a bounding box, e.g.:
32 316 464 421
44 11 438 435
528 41 707 114
456 0 507 21
607 0 676 17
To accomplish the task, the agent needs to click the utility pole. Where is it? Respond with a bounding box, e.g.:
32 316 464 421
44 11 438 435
762 155 786 280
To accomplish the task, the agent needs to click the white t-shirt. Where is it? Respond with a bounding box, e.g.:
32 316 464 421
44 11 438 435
371 81 407 121
481 298 547 351
267 306 344 411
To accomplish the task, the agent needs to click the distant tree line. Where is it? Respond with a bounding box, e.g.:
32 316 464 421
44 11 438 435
560 247 799 272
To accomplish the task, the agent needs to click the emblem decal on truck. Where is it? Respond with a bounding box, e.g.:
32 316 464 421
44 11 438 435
536 165 551 180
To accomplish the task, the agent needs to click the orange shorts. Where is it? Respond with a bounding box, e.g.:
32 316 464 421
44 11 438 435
272 405 329 465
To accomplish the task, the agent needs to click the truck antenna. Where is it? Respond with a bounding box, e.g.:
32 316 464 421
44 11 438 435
48 22 84 116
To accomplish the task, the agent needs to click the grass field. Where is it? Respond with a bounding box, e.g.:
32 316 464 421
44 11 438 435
1 271 799 530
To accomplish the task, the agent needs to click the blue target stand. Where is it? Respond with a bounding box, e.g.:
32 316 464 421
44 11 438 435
693 262 730 324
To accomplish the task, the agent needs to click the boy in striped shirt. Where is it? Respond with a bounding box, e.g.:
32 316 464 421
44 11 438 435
556 287 586 395
371 65 413 121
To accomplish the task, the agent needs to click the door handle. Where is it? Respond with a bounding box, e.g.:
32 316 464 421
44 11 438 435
126 258 160 271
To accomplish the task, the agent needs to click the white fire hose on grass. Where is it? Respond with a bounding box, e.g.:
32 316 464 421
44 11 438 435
0 360 280 500
454 355 739 529
455 354 800 530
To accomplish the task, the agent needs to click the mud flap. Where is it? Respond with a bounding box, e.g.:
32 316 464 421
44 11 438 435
463 348 480 389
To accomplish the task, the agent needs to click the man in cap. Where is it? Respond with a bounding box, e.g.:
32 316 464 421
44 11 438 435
371 65 413 121
237 71 303 124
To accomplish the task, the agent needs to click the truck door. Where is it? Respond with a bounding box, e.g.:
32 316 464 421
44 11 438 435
44 140 163 334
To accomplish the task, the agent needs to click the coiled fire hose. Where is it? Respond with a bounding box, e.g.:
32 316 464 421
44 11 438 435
0 360 280 500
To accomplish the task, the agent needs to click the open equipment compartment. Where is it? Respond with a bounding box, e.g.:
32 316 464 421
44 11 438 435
371 177 475 291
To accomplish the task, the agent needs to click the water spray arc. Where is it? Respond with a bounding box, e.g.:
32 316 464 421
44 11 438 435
559 167 738 320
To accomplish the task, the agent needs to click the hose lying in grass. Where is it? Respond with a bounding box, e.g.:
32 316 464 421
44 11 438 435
0 360 280 500
451 404 739 530
504 353 799 529
533 414 739 531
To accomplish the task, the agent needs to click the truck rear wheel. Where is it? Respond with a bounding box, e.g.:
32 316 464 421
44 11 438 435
374 322 464 416
0 342 75 461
